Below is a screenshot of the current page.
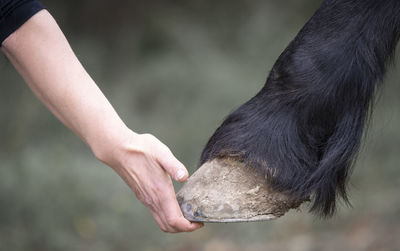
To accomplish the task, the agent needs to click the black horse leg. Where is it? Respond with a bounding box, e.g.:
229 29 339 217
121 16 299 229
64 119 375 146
198 0 400 217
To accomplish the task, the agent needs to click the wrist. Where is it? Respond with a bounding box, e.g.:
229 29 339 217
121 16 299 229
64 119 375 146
89 123 136 166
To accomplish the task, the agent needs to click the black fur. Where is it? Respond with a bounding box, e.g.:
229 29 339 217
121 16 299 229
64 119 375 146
200 0 400 216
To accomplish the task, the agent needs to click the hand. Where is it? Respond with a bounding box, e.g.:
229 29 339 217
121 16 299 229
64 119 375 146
1 10 202 233
97 130 204 233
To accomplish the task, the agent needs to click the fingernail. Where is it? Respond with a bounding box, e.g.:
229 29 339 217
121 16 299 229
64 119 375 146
176 169 186 180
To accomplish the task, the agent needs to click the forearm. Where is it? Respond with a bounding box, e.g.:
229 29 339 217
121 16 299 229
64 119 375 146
2 10 129 160
1 8 201 233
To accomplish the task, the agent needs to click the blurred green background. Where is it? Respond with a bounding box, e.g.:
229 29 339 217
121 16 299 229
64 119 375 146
1 0 400 250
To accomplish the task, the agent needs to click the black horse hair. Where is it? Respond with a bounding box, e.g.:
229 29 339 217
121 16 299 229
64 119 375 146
200 0 400 217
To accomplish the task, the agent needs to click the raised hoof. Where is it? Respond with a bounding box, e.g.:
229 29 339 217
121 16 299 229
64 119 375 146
176 159 305 223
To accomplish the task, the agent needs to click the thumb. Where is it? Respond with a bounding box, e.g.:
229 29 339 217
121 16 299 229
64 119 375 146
156 145 189 182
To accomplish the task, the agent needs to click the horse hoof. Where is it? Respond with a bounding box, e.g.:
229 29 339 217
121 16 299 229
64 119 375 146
176 158 305 223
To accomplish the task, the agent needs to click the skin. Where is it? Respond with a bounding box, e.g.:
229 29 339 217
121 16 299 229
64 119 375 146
1 9 203 233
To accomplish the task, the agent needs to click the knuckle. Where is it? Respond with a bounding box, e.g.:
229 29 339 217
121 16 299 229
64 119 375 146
161 144 172 154
166 217 179 227
140 133 164 157
141 133 157 142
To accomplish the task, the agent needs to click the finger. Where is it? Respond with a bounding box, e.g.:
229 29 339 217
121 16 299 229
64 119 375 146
149 201 186 233
181 218 204 232
155 145 188 182
169 216 204 232
150 209 172 233
158 183 203 232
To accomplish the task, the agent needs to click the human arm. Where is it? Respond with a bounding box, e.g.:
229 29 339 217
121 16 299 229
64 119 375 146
1 9 202 233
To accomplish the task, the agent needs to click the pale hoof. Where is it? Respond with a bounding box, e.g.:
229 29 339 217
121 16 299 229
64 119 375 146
176 159 305 223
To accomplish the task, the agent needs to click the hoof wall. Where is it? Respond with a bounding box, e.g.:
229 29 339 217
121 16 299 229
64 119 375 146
176 159 305 223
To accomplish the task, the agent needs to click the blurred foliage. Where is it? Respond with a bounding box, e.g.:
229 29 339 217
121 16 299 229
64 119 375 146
1 0 400 250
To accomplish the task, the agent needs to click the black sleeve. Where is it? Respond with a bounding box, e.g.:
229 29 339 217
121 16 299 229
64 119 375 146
0 0 45 45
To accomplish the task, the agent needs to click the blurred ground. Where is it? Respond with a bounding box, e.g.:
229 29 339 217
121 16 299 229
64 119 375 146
1 0 400 250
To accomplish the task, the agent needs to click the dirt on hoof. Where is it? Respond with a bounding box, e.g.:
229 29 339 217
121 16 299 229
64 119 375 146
176 158 306 223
